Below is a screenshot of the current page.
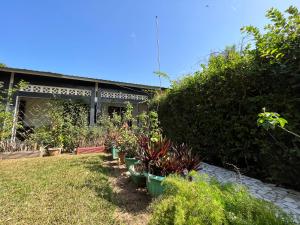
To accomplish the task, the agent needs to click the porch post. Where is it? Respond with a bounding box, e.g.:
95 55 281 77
95 82 99 123
11 95 20 142
89 83 98 126
89 94 95 126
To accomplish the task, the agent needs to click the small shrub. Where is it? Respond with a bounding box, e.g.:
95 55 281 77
150 173 295 225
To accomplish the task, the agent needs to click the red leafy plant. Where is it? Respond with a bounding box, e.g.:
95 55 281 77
161 144 202 176
137 136 202 176
137 136 171 176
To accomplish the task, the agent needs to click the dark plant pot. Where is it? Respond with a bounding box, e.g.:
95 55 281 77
76 146 105 155
119 151 126 164
125 157 139 169
48 148 62 156
146 173 165 197
112 147 119 160
129 165 146 187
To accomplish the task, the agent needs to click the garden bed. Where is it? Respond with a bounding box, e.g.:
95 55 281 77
0 151 42 160
76 146 106 155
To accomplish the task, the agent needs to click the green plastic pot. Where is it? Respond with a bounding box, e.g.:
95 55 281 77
111 147 119 160
146 173 165 197
125 157 139 169
129 165 146 187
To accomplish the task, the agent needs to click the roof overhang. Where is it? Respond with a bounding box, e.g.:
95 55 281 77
0 67 165 90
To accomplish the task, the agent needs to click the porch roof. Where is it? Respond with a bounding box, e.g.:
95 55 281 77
0 67 164 90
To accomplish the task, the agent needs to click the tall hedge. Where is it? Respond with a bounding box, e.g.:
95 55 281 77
153 7 300 190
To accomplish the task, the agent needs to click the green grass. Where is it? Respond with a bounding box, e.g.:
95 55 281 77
0 154 115 225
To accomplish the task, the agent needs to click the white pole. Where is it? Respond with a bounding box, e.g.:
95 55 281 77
11 96 20 142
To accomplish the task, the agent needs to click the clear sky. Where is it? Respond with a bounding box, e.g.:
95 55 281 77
0 0 299 87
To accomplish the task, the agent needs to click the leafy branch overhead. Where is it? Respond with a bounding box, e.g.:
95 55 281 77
257 109 288 130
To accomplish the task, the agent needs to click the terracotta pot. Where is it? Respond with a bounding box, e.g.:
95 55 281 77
118 151 126 164
48 148 62 156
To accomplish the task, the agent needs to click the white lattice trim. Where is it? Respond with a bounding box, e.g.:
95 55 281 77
20 84 92 97
100 89 148 101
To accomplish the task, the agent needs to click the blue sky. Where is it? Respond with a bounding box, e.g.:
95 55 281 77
0 0 298 87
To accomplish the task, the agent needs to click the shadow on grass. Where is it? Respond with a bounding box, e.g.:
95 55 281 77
79 153 152 214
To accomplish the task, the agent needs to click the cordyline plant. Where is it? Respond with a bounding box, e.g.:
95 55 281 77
137 136 202 176
137 136 171 175
161 144 202 176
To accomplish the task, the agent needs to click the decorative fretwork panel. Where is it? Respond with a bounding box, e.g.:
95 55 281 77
100 89 148 101
20 84 92 97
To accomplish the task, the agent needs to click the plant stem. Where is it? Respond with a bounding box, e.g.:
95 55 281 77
280 126 300 139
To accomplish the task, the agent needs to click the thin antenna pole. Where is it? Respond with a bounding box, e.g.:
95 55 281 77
155 16 162 91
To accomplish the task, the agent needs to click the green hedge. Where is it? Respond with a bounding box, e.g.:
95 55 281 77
153 7 300 190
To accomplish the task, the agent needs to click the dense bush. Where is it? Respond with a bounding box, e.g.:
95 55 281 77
150 173 295 225
153 7 300 189
29 100 104 152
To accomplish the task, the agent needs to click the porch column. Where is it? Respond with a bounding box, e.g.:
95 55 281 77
89 93 95 126
89 82 98 126
11 95 20 142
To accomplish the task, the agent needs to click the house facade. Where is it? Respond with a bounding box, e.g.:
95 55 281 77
0 67 160 140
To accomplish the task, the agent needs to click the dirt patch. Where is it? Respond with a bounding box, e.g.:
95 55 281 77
103 157 152 225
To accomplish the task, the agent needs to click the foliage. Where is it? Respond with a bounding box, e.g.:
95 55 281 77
257 108 288 130
115 102 138 155
150 173 295 225
258 108 300 139
137 136 201 176
30 101 65 148
29 100 91 151
161 144 202 175
0 81 28 141
137 136 171 175
153 6 300 189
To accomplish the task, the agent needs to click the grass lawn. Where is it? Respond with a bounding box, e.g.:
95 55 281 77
0 154 116 225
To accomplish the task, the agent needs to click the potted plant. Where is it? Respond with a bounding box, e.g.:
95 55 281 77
136 136 170 196
128 163 146 187
116 122 138 165
46 128 64 156
29 101 66 156
123 130 139 168
137 136 202 197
